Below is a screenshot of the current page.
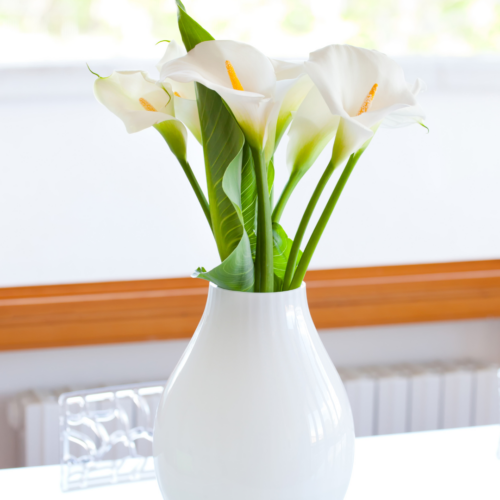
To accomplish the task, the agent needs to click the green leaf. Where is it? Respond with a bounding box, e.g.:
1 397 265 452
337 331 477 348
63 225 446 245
197 83 246 261
192 227 254 292
273 222 302 286
175 0 214 51
176 0 247 259
175 1 255 291
273 273 284 292
194 146 254 291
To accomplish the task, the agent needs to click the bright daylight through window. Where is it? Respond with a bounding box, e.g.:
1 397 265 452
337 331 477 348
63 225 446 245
1 0 500 62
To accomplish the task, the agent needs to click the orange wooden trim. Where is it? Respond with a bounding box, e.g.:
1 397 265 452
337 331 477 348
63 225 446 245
1 260 500 351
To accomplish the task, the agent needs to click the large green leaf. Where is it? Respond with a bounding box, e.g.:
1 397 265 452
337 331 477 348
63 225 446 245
197 83 246 261
176 0 255 291
193 147 254 291
193 242 253 291
272 222 302 291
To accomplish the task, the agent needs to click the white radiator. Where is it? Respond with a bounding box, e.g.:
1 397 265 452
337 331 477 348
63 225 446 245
7 361 500 467
7 389 64 467
338 361 500 437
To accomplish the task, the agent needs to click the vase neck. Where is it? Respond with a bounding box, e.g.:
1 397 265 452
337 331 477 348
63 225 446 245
201 284 310 337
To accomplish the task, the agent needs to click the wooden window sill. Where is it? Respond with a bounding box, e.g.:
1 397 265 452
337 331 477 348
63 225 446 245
1 260 499 351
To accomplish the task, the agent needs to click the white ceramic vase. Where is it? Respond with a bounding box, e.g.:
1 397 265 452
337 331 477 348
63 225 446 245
153 283 355 500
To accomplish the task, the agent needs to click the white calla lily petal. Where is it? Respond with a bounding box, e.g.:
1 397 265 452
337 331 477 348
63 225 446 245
270 58 305 79
174 95 202 143
94 71 177 134
297 44 424 164
161 40 305 149
264 73 312 162
275 74 314 146
155 40 186 72
383 79 427 128
382 104 427 128
354 102 409 130
160 40 274 97
170 81 197 100
262 59 312 163
156 40 198 101
305 45 417 118
332 117 374 166
271 59 312 141
94 70 191 162
286 86 340 174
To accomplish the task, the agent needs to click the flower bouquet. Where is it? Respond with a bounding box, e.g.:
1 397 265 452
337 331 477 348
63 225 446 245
92 1 425 499
93 1 425 295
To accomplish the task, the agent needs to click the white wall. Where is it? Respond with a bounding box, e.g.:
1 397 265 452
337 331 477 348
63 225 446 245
0 57 499 286
1 318 499 469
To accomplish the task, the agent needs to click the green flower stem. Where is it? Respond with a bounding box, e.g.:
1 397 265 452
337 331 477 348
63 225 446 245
282 157 337 290
252 146 274 293
179 158 213 232
154 121 212 232
272 170 303 223
288 150 365 290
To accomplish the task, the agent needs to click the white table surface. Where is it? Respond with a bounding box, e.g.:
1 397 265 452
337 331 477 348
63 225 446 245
2 426 500 500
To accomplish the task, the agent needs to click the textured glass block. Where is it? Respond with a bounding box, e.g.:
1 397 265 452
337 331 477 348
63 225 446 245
59 381 166 491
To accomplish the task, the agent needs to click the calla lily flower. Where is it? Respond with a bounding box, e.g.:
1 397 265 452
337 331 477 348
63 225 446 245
286 85 340 178
94 67 212 229
278 44 426 275
287 44 425 172
94 70 178 133
264 63 313 163
93 70 188 161
382 79 427 129
156 40 202 143
160 40 307 151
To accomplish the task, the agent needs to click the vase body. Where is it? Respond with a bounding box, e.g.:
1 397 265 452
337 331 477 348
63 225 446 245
153 283 355 500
